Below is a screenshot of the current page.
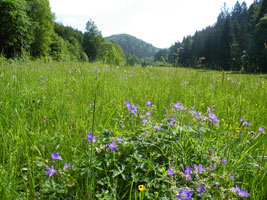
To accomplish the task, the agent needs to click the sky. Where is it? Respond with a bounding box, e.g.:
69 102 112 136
49 0 254 49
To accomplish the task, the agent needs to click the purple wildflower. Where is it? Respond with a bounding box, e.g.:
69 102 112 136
231 174 234 180
259 127 265 134
108 142 118 151
142 118 149 124
194 164 205 174
232 186 250 197
170 117 177 123
118 136 122 143
173 101 185 111
126 104 131 111
167 168 175 175
124 101 138 114
131 103 138 114
51 152 62 160
210 150 215 154
210 166 215 170
87 132 97 143
124 101 131 105
222 158 227 165
146 112 151 116
176 188 193 200
93 136 97 143
197 182 206 196
207 106 215 111
45 166 57 177
208 112 219 124
169 117 177 127
146 101 152 106
64 162 71 169
183 81 189 85
240 118 251 126
184 166 192 180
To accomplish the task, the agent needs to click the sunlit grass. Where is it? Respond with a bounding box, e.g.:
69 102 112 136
0 60 266 199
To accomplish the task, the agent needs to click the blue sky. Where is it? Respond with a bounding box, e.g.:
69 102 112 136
49 0 254 48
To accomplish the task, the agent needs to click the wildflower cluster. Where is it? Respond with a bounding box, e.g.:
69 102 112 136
39 100 264 199
124 101 138 114
45 152 71 177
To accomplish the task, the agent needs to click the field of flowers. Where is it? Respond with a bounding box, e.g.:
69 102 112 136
0 60 266 199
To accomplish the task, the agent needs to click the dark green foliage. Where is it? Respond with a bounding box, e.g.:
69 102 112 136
26 0 54 57
249 15 267 72
53 23 88 61
97 41 125 65
165 0 267 72
258 0 267 19
154 49 169 63
54 23 84 45
106 34 159 58
83 19 104 61
0 0 32 58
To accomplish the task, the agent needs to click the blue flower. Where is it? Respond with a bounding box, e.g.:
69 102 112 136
210 150 215 154
45 166 57 177
176 188 193 200
259 127 265 134
108 142 118 151
222 158 227 165
208 112 219 124
167 168 175 175
194 164 205 174
118 136 122 143
124 101 138 114
146 101 152 106
51 152 62 160
173 101 185 111
240 118 251 126
87 132 97 143
142 118 149 124
197 182 206 196
184 166 192 180
64 162 71 169
232 186 250 197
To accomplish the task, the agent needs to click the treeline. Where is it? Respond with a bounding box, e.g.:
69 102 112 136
0 0 125 65
156 0 267 72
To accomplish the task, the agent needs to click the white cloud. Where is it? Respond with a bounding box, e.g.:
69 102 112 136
49 0 254 48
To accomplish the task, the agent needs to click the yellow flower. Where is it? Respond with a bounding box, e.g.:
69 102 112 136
138 185 146 192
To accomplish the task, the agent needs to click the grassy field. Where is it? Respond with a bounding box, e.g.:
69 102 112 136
0 60 266 199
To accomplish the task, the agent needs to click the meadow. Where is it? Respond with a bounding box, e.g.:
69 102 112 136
0 59 266 199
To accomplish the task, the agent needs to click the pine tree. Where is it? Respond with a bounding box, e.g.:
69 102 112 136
83 19 103 61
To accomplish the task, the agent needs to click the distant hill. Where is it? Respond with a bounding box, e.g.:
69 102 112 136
106 34 159 58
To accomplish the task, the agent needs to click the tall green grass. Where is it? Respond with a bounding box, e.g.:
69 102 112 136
0 60 266 199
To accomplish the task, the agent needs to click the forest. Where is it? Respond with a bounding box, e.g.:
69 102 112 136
155 0 267 72
0 0 125 66
0 0 267 72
